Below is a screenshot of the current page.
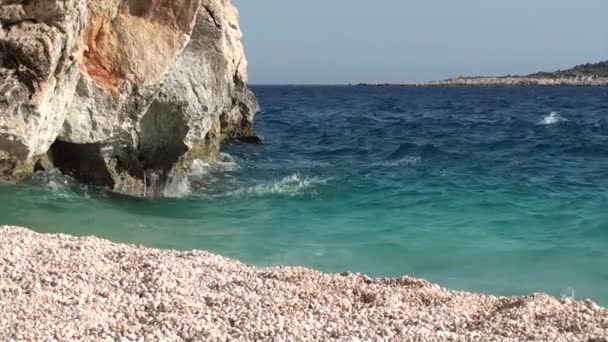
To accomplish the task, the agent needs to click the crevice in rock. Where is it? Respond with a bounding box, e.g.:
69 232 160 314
33 160 45 172
0 18 38 31
33 154 52 173
200 5 221 30
233 56 244 87
50 140 114 187
0 42 36 94
111 146 145 180
231 135 262 144
53 36 69 77
219 112 229 131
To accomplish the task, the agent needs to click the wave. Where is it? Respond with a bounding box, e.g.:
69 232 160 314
45 180 78 200
227 174 331 198
541 111 567 125
378 156 422 167
29 170 91 200
190 153 239 177
388 142 442 160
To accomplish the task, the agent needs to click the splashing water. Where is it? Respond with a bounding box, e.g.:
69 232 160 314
541 111 567 125
162 175 191 198
30 170 91 200
561 287 576 301
190 153 239 177
227 174 331 198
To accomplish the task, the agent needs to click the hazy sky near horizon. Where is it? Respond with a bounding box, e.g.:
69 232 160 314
233 0 608 84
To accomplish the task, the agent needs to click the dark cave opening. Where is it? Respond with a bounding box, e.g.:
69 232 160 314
49 140 114 187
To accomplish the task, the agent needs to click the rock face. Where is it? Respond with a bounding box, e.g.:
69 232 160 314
0 0 257 196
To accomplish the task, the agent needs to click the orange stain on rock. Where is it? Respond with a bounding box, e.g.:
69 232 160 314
81 16 124 95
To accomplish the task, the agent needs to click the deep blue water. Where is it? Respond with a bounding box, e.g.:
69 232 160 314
1 86 608 304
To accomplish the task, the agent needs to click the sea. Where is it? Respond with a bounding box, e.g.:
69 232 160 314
1 85 607 304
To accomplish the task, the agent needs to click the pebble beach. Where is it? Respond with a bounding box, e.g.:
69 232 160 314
1 226 607 341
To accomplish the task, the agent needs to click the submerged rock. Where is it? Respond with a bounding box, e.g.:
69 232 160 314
0 0 257 196
232 135 264 144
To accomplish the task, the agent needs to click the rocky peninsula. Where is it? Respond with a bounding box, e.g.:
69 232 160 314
0 0 257 197
359 61 608 87
423 75 608 87
1 226 607 341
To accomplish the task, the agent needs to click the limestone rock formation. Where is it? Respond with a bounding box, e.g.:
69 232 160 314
0 0 257 196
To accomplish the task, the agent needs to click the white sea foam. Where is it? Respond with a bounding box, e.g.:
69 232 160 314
44 180 75 200
190 153 239 177
33 171 90 200
190 160 212 177
541 111 567 125
382 156 422 167
220 152 236 163
228 174 331 197
560 287 576 301
162 175 191 198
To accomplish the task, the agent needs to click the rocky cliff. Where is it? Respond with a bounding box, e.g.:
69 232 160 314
0 0 257 196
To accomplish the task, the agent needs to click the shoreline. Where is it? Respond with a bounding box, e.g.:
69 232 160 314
1 225 607 341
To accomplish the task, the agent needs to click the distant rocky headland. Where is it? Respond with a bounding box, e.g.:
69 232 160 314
358 61 608 87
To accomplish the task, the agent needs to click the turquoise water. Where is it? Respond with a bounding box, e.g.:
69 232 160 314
1 86 607 304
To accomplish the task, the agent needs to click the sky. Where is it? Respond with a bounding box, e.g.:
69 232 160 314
233 0 608 85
